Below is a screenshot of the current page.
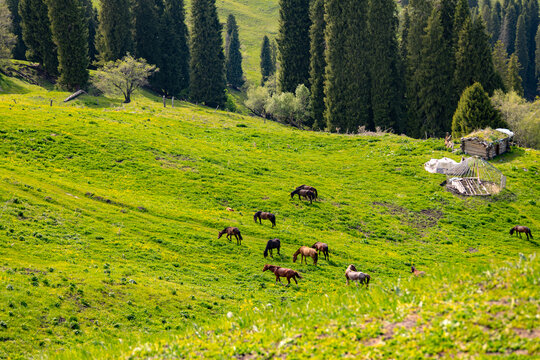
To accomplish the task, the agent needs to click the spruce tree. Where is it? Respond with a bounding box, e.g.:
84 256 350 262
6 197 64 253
308 0 325 129
155 0 189 96
515 13 529 95
452 82 502 138
225 14 235 54
260 35 274 85
493 40 509 86
524 0 539 98
80 0 97 64
325 0 371 132
277 0 311 92
490 1 502 45
225 14 244 89
507 53 524 95
417 8 454 137
96 0 133 61
133 0 160 66
6 0 25 59
536 24 540 88
453 0 470 46
498 1 517 54
189 0 226 108
368 0 403 132
46 0 89 89
19 0 57 75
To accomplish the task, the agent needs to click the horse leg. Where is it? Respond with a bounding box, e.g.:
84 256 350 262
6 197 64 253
286 277 291 287
292 276 298 285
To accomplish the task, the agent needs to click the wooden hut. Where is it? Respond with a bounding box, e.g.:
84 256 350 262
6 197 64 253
460 128 513 159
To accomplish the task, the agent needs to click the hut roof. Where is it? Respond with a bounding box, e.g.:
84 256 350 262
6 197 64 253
462 128 512 145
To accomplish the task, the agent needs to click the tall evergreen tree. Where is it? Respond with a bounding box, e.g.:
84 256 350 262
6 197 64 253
489 1 502 45
6 0 25 59
515 13 529 95
507 52 524 95
454 18 503 96
189 0 226 108
309 0 325 129
225 14 244 89
498 1 517 54
453 0 470 46
260 35 274 85
155 0 189 96
277 0 311 92
524 0 539 98
325 0 371 132
417 8 455 137
96 0 133 61
493 40 509 87
225 14 235 54
369 0 403 132
132 0 160 66
46 0 89 89
80 0 97 64
19 0 57 75
536 24 540 89
401 7 410 62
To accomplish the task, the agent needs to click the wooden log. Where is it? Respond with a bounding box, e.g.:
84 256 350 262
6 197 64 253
63 89 86 102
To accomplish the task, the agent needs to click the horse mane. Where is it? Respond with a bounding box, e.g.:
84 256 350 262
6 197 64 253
510 227 515 235
290 189 299 198
346 264 357 272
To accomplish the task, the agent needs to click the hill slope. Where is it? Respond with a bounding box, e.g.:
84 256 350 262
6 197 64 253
0 76 538 359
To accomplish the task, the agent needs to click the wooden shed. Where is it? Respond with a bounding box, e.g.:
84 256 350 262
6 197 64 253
460 128 513 160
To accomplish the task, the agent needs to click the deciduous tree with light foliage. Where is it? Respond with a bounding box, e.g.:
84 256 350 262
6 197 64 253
0 0 15 60
93 54 158 103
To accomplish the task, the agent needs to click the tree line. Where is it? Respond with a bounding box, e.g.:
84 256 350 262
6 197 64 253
2 0 243 106
254 0 539 137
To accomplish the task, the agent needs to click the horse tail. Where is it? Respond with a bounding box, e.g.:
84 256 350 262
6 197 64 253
314 252 318 264
366 274 371 285
295 271 303 279
264 244 269 258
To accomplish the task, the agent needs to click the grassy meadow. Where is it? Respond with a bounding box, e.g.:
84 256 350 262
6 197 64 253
0 75 538 359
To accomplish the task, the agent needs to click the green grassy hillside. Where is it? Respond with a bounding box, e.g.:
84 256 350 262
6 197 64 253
0 75 538 359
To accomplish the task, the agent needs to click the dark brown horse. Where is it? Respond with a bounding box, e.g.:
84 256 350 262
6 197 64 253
217 227 243 245
264 239 281 258
510 226 533 241
295 185 318 199
290 189 316 204
312 242 329 260
263 264 302 286
254 211 276 227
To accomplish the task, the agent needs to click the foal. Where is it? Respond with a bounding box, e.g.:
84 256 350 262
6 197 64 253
312 242 329 260
254 211 276 227
510 226 533 241
264 239 281 258
217 227 243 245
293 246 318 265
345 264 370 287
263 264 302 286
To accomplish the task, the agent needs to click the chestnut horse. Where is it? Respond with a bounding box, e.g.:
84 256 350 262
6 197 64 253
510 226 533 241
345 264 370 287
254 211 276 227
290 189 316 204
411 266 425 277
264 238 281 258
293 246 318 265
217 227 243 245
295 185 318 199
263 264 302 286
312 242 329 260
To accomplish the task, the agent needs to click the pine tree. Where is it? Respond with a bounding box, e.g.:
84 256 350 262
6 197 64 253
417 8 455 137
325 0 371 132
524 0 539 98
453 0 470 46
6 0 25 59
515 13 529 96
19 0 57 75
260 35 274 85
155 0 189 96
277 0 311 92
225 14 234 54
369 0 403 132
507 53 524 95
96 0 133 61
452 82 502 138
493 40 509 87
498 1 517 54
80 0 97 64
46 0 89 89
401 7 410 62
189 0 226 108
454 18 503 97
133 0 160 66
308 0 325 129
225 14 244 89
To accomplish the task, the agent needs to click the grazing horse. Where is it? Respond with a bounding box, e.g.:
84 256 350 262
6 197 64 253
411 266 425 277
217 227 243 245
264 239 281 258
293 246 318 265
345 264 370 287
510 226 533 241
312 242 329 261
254 211 276 227
290 189 316 204
263 264 302 286
295 185 318 199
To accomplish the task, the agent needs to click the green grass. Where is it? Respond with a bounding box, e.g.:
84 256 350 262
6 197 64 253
0 76 538 359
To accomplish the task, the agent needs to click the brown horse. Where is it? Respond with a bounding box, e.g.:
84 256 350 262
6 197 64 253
312 242 329 260
290 189 316 204
263 264 302 286
510 226 533 241
293 246 318 265
295 185 318 199
217 227 243 245
411 266 425 277
254 211 276 227
345 264 370 287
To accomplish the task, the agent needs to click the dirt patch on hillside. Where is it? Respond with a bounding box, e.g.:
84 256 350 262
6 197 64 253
373 202 443 229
